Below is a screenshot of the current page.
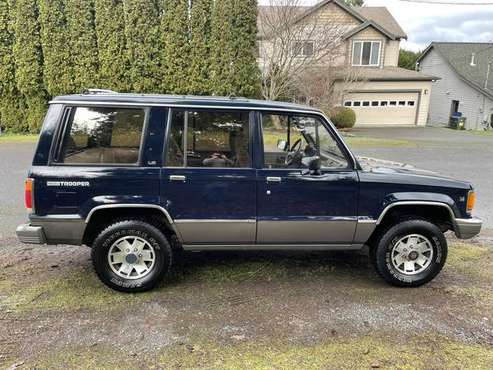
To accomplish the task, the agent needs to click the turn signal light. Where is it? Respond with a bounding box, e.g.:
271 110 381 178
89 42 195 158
25 178 34 211
466 190 476 214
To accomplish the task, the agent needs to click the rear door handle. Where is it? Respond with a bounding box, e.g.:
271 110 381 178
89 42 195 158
169 175 186 182
266 176 282 183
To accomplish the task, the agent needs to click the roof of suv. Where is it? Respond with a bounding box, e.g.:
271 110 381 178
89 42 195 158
51 93 322 113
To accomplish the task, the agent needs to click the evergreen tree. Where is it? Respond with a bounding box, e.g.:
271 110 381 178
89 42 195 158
0 0 26 132
66 0 99 91
399 49 420 71
342 0 364 6
189 0 213 95
230 0 260 97
160 0 190 94
209 0 235 96
94 0 129 91
123 0 162 93
39 0 75 96
12 0 47 132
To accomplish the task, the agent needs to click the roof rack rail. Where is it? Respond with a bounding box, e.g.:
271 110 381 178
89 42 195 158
81 88 117 95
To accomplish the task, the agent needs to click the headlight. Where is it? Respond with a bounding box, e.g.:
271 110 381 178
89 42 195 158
466 190 476 214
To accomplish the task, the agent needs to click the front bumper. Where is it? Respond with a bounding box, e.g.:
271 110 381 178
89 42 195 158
454 217 482 239
16 223 47 244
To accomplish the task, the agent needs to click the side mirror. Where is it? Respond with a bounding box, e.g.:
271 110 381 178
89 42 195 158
309 156 322 175
277 139 287 151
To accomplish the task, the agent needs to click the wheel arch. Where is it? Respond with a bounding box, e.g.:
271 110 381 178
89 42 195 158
83 204 180 246
365 201 458 248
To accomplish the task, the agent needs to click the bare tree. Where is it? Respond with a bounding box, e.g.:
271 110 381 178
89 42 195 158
258 0 362 107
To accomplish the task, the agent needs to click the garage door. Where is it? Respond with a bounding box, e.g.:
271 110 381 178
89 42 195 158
344 92 419 125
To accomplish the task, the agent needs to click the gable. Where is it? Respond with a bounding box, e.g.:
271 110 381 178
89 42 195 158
304 1 361 27
419 43 493 100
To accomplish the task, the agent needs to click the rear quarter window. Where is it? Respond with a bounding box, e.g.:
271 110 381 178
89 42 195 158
57 106 146 165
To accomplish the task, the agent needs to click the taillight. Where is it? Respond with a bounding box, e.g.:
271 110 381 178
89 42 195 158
466 190 476 214
25 178 34 211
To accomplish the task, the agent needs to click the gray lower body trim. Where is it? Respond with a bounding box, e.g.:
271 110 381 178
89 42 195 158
174 219 256 244
454 217 482 239
256 220 357 244
182 244 364 251
353 219 377 243
29 215 86 245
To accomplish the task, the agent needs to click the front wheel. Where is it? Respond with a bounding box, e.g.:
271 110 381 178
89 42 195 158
91 219 173 292
372 219 447 287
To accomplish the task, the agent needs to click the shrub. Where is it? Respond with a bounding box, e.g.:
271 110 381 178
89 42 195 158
329 107 356 129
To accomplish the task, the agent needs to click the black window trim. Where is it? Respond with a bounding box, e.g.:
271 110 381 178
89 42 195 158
49 104 150 167
258 110 354 172
162 107 255 170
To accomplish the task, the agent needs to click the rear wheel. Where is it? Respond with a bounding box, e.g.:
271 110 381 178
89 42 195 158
372 219 447 287
91 219 172 292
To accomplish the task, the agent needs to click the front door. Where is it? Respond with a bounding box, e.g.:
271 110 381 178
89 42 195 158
257 112 358 245
161 108 256 245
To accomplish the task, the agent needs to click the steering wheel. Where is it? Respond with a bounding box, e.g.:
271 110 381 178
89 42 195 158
284 138 303 166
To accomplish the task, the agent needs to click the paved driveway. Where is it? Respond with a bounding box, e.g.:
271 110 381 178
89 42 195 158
350 127 493 233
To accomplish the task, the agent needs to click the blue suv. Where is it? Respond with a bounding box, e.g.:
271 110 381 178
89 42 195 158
16 92 482 292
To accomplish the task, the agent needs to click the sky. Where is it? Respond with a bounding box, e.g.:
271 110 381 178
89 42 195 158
259 0 493 52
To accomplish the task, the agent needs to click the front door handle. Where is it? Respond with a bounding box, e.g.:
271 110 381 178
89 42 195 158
169 175 186 182
266 176 282 183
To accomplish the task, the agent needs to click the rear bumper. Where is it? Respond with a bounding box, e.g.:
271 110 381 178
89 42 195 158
16 224 47 244
454 217 482 239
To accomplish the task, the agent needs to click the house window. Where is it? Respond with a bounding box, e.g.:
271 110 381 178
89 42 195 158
353 101 361 107
371 101 379 107
344 101 352 107
380 101 388 107
352 41 381 66
362 101 370 107
389 101 397 106
398 101 406 106
293 41 314 57
408 101 415 107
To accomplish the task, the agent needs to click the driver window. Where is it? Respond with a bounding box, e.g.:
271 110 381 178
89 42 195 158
261 113 348 169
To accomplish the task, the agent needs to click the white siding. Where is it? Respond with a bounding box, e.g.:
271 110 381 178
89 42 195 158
419 49 493 129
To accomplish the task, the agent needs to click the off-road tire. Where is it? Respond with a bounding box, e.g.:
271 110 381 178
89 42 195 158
373 219 447 287
91 219 173 292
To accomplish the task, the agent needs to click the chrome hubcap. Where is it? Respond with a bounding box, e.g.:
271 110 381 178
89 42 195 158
391 234 433 275
108 236 156 280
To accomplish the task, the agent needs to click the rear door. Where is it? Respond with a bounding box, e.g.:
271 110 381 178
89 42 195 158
160 108 256 246
256 112 358 245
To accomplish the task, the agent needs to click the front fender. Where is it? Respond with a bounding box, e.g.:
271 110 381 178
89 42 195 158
377 192 459 224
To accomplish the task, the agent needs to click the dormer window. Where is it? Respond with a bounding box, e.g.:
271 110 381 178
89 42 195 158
293 41 315 57
352 41 381 66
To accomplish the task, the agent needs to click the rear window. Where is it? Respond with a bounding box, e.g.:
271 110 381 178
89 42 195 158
58 107 145 165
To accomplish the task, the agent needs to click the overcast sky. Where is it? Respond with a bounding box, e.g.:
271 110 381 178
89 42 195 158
259 0 493 52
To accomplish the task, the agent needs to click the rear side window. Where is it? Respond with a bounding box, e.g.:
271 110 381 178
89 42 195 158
166 109 251 168
58 107 145 165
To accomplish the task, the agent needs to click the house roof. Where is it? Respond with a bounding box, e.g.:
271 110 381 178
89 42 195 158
333 66 439 82
353 7 407 39
342 20 398 41
258 0 406 40
417 42 493 100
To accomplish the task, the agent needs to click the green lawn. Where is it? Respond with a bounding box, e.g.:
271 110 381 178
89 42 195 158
0 133 39 143
345 136 415 148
